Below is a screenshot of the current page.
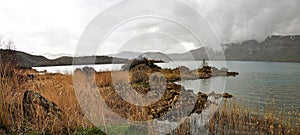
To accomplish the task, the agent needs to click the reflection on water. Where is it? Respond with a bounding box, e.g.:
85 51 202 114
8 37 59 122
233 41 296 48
176 77 226 94
33 64 123 74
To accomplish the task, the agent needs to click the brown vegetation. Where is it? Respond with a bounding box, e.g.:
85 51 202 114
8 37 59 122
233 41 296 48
0 57 297 134
208 99 300 134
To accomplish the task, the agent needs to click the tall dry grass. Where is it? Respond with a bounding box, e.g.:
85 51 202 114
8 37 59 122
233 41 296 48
1 55 299 134
209 98 300 134
0 65 97 133
0 50 24 133
0 67 146 134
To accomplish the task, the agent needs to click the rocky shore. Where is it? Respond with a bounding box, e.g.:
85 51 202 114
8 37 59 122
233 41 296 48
74 62 236 134
83 58 237 124
1 58 237 134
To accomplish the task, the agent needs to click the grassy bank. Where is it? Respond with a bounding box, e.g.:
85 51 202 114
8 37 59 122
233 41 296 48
208 99 300 134
0 58 298 134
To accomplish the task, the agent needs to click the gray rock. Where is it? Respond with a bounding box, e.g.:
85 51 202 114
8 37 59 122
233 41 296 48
22 91 63 122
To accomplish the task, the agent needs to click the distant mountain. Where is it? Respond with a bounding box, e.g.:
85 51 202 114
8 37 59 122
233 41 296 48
2 35 299 68
139 48 209 61
108 51 142 59
109 35 300 62
0 49 50 68
33 52 72 59
169 47 210 61
0 49 128 68
109 47 209 61
223 35 300 62
141 52 172 61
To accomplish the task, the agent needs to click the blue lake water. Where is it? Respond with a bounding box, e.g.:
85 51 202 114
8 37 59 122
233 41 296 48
158 61 300 122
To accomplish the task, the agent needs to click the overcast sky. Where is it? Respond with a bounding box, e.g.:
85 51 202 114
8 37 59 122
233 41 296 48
0 0 299 58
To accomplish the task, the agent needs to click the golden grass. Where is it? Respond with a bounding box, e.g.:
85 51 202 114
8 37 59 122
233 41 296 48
0 66 299 134
0 69 93 134
209 98 300 134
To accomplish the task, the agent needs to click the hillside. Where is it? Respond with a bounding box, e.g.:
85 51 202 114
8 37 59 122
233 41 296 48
108 51 142 59
111 35 300 62
1 35 299 68
0 49 49 68
0 49 128 68
224 35 300 62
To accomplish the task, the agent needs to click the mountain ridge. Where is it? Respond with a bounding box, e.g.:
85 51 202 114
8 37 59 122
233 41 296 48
1 35 299 68
111 35 300 62
0 49 128 68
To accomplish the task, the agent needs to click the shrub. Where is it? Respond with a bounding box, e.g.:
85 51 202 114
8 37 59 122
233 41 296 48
121 57 161 71
130 64 153 73
131 71 149 84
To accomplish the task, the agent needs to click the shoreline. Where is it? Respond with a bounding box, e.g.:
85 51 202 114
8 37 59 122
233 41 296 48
1 59 299 134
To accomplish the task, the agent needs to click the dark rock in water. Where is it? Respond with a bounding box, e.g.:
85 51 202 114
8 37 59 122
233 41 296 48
23 91 63 122
222 93 233 98
227 71 239 77
208 91 233 99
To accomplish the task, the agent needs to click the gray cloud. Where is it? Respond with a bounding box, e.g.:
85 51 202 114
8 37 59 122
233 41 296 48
182 0 300 43
0 0 299 56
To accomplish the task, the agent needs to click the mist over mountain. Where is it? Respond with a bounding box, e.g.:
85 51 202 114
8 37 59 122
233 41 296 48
1 35 299 68
108 51 142 59
223 35 300 62
111 35 300 62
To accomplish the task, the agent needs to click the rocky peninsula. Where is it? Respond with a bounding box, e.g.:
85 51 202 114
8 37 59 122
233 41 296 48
0 57 238 134
73 58 237 123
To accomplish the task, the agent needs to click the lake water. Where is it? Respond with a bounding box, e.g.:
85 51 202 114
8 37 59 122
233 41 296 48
159 61 300 123
33 64 124 74
33 61 300 120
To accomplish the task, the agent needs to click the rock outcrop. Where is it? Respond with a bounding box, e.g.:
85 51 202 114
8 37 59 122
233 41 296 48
98 81 209 122
22 91 63 123
222 92 233 98
190 92 208 114
208 91 234 99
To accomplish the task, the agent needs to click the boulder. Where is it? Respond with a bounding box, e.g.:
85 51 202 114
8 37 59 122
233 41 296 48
82 67 96 75
190 92 208 114
227 71 239 77
22 91 63 122
222 92 233 98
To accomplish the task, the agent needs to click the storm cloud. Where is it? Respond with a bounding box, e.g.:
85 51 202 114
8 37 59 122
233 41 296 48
183 0 300 43
0 0 299 57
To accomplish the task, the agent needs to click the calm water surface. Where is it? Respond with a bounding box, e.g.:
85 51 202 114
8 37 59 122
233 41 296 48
158 61 300 120
33 64 123 74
